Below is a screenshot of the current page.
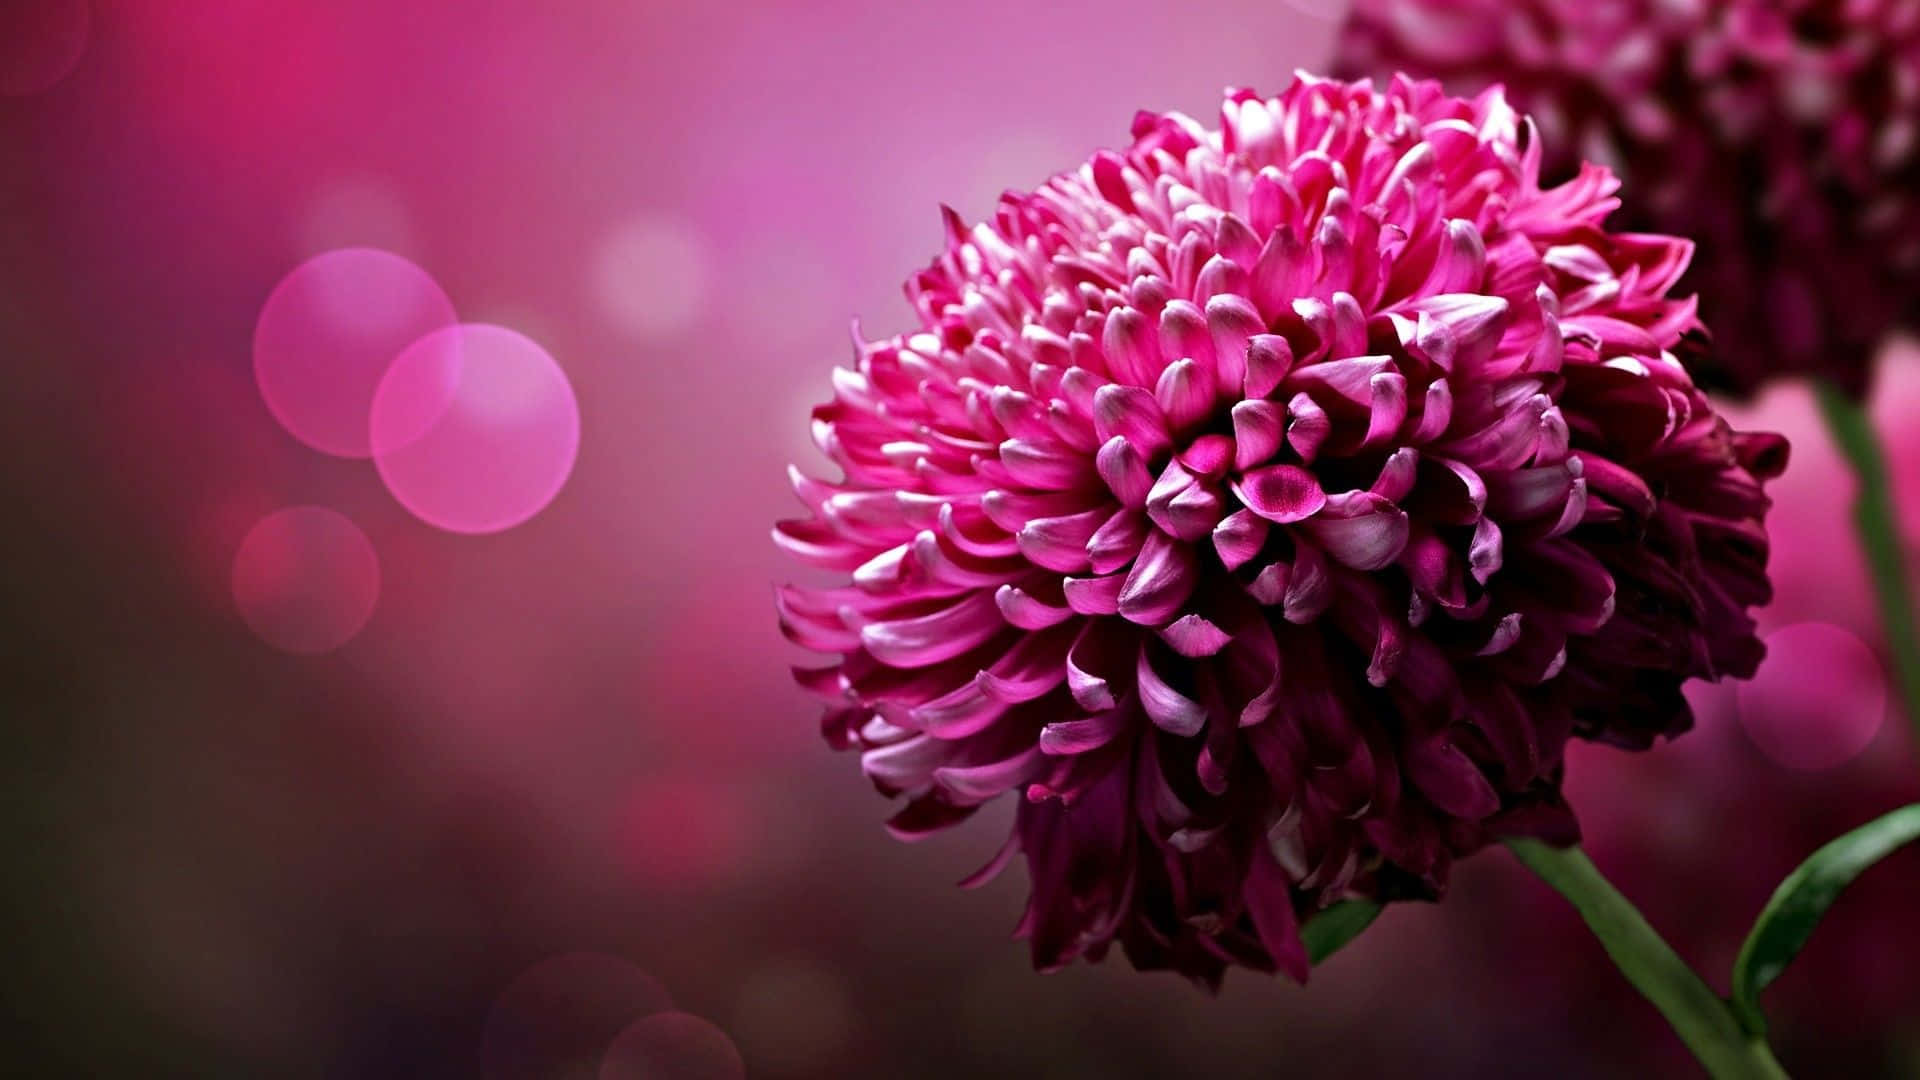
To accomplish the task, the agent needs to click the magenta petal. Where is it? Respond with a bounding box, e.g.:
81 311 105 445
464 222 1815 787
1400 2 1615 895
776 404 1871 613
1469 515 1504 583
1244 334 1294 399
861 592 1006 667
1283 542 1332 624
772 519 870 571
1179 433 1234 478
1287 355 1394 407
935 747 1046 805
1402 294 1510 370
1160 613 1234 658
1040 710 1129 755
1212 509 1270 571
1412 377 1453 442
1286 392 1330 462
1234 464 1327 524
1062 572 1126 616
1092 385 1173 457
1017 509 1106 573
1484 463 1577 520
1102 305 1164 386
1117 529 1198 626
976 623 1076 703
1087 507 1150 575
1300 492 1410 571
1207 294 1264 396
791 664 849 700
1231 399 1286 471
1096 435 1154 508
1158 299 1215 372
1477 612 1524 656
1405 735 1501 820
1247 559 1291 605
1155 481 1226 542
861 734 945 794
995 581 1074 631
1361 372 1409 448
1370 447 1420 502
999 438 1094 490
884 796 977 843
1137 643 1206 736
956 828 1022 889
1155 358 1214 434
1244 846 1310 982
909 679 1006 739
1067 620 1131 710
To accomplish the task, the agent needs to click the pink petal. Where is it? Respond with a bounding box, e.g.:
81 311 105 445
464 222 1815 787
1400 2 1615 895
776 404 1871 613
1158 299 1215 372
1231 399 1286 471
1208 293 1264 401
1405 735 1500 820
1092 385 1173 457
994 581 1074 630
1301 492 1410 571
1234 464 1327 524
1102 305 1164 386
1137 643 1206 736
1212 509 1270 571
1117 528 1198 626
1286 392 1330 462
1154 357 1214 435
976 623 1076 703
1040 710 1129 755
1087 507 1150 574
1066 620 1132 710
935 747 1046 805
1371 447 1420 503
1096 435 1154 508
1161 613 1234 658
1245 334 1295 399
1284 542 1332 623
861 592 1006 667
1062 572 1126 616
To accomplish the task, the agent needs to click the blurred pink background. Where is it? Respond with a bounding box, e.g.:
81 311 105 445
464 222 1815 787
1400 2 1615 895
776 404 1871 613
3 1 1916 1076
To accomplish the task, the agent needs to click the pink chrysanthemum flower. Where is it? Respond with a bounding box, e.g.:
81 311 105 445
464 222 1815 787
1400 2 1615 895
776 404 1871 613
775 74 1784 986
1335 0 1920 397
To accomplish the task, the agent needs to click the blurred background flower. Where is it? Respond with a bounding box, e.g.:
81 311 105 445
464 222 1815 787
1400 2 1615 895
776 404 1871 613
2 1 1915 1077
1334 0 1920 398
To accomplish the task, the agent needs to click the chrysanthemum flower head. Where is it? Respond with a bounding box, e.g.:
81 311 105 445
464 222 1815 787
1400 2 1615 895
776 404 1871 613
775 73 1784 986
1336 0 1920 396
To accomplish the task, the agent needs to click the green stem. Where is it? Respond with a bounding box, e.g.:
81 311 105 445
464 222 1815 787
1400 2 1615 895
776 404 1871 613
1505 839 1789 1080
1813 381 1920 739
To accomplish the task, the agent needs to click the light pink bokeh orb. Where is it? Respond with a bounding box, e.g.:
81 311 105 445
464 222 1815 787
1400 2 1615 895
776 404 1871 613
371 323 580 534
230 507 380 655
253 248 458 458
0 0 90 97
482 953 674 1080
1736 621 1887 771
601 1012 745 1080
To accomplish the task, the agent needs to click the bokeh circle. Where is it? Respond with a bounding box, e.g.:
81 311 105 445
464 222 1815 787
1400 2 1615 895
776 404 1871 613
253 248 458 458
481 953 673 1080
591 214 712 342
370 323 580 534
1736 621 1886 771
0 0 91 97
601 1012 745 1080
230 507 380 654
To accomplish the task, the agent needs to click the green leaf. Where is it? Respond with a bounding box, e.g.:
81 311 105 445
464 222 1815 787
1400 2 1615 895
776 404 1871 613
1303 899 1383 966
1731 803 1920 1035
